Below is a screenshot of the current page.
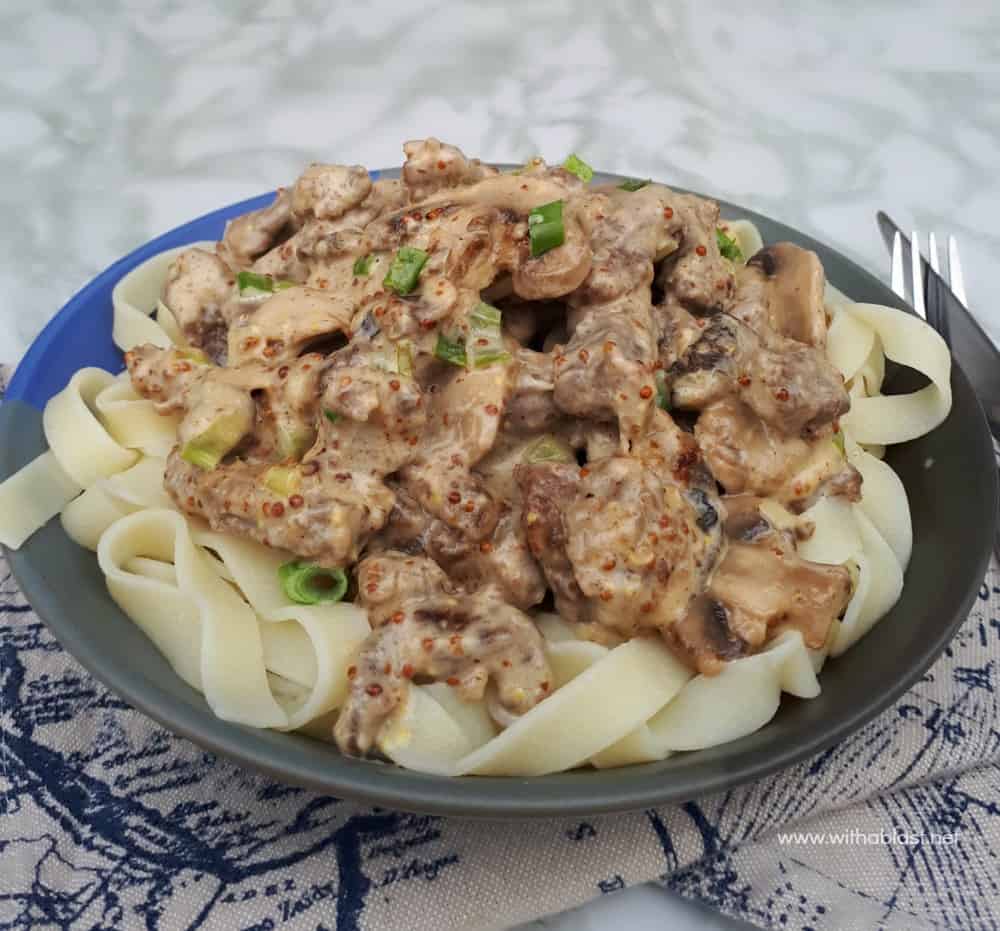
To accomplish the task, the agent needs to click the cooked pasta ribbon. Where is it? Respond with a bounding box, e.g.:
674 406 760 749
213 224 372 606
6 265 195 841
97 509 369 730
839 303 951 445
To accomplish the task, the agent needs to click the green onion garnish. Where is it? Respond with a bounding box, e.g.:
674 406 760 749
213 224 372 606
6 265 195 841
278 560 348 605
618 178 650 192
562 153 593 183
383 247 429 295
353 254 373 276
237 270 274 298
528 200 565 257
434 333 467 368
522 435 574 464
237 271 294 297
179 410 251 470
175 347 211 365
396 340 414 377
716 228 744 263
832 431 845 455
467 301 511 369
263 465 300 496
655 370 671 411
324 409 341 424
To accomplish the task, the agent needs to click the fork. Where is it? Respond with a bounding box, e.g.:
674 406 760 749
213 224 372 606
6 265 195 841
892 231 1000 563
890 230 966 347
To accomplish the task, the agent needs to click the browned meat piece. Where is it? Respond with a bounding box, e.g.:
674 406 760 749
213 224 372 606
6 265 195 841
656 191 734 312
668 312 744 410
553 291 660 444
441 508 547 609
516 411 724 644
740 332 849 434
515 462 587 620
163 448 396 565
161 248 236 362
374 484 545 611
291 163 372 222
670 313 849 435
252 179 405 282
218 189 295 270
333 552 551 755
577 184 681 303
655 297 703 370
695 396 861 509
402 138 498 202
563 450 723 638
251 221 359 283
730 243 827 346
554 183 729 448
505 349 559 434
400 362 510 539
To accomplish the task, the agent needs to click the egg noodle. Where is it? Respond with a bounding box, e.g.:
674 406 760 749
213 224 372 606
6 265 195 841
0 221 952 776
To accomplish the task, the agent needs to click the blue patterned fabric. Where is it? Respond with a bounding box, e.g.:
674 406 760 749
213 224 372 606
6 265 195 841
2 367 998 930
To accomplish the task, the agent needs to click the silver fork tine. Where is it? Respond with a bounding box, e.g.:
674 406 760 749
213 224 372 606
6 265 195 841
891 231 905 299
948 235 968 307
911 229 926 319
928 232 940 277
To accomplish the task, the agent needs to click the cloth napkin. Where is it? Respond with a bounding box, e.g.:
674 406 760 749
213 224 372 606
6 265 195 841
2 362 999 931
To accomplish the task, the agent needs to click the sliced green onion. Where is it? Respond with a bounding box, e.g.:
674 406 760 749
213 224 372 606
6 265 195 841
323 409 341 424
467 301 511 369
180 443 224 471
832 430 845 456
655 370 671 411
263 465 300 496
237 271 295 298
237 270 273 293
175 347 211 365
434 332 467 368
562 153 593 183
528 200 565 258
396 340 414 377
278 560 348 605
276 424 315 460
618 178 650 192
353 254 373 276
383 247 429 295
180 410 250 471
716 228 744 263
522 435 575 464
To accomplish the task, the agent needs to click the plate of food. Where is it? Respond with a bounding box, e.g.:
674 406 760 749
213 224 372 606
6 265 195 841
1 140 994 816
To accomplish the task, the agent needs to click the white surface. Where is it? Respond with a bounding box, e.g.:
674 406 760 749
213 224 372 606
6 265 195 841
2 2 997 929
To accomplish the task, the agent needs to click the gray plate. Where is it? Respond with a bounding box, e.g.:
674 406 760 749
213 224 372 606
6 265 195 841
2 170 996 817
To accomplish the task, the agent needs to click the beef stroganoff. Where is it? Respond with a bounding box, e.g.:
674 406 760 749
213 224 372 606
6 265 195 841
0 141 951 775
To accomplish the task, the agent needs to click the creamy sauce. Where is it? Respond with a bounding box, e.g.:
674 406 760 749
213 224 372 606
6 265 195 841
128 140 863 758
